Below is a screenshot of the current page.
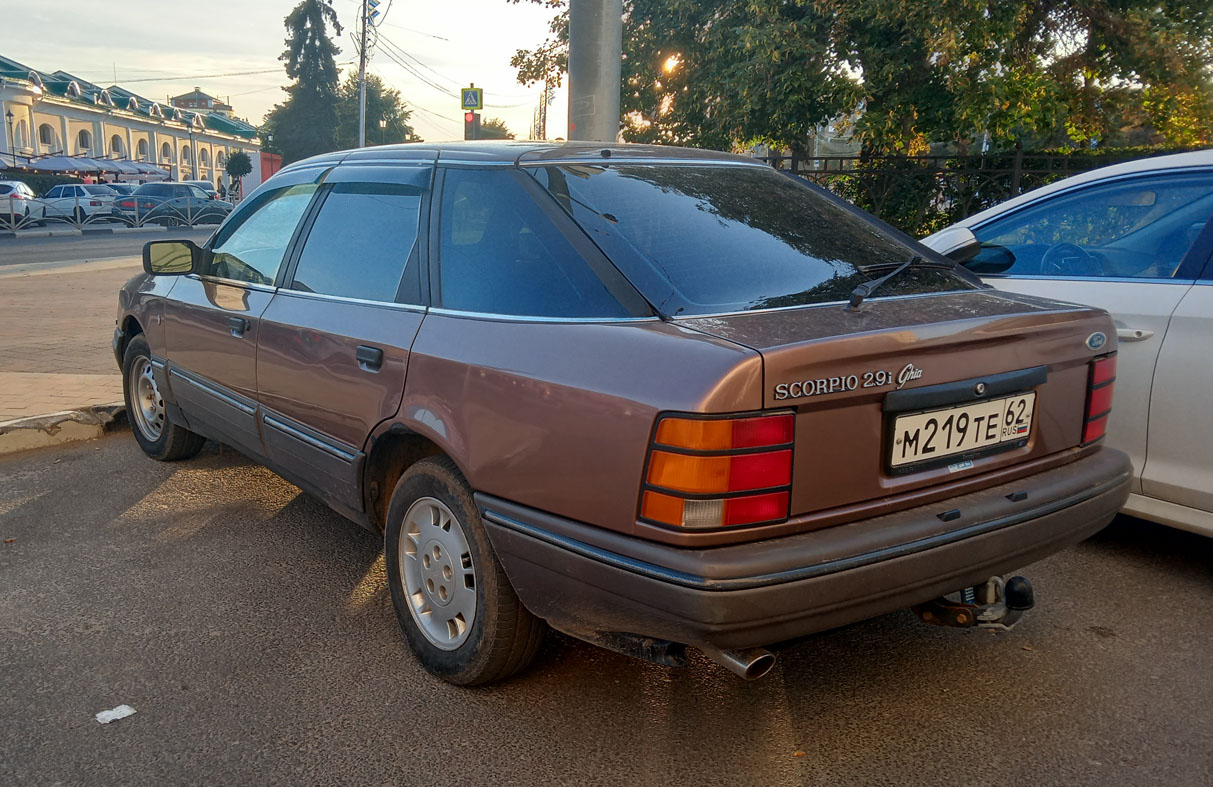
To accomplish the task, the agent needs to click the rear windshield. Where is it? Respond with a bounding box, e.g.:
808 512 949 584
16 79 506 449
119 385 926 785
85 185 116 195
528 164 975 316
135 184 168 196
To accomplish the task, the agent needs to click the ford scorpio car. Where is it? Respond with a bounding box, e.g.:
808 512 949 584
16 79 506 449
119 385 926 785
114 142 1131 684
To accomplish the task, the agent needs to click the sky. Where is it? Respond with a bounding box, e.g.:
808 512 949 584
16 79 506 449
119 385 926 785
0 0 568 142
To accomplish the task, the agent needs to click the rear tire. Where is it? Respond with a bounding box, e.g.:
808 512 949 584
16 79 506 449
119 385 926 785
122 335 205 461
385 456 546 685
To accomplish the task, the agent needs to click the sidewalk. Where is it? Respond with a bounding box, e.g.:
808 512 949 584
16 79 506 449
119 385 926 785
0 259 137 422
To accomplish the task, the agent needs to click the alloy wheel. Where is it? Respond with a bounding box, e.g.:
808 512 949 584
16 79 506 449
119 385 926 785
398 496 478 650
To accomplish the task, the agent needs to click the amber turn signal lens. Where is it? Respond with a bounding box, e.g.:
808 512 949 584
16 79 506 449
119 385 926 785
647 449 792 495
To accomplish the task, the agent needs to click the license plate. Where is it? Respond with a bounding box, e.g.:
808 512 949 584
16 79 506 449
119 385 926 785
890 392 1036 468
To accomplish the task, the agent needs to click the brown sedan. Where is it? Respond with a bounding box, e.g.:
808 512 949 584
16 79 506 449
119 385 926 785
115 142 1130 684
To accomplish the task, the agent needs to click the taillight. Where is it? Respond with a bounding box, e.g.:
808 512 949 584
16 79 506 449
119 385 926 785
119 199 135 208
640 412 794 529
90 200 102 207
11 193 24 200
1082 354 1116 444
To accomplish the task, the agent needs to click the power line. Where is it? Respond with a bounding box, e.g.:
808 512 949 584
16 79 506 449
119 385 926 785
115 68 284 84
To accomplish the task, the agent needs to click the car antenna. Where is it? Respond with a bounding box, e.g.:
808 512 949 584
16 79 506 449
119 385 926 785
847 254 921 310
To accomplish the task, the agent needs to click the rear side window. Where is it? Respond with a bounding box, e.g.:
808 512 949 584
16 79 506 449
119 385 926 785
0 185 11 195
290 182 424 302
529 164 975 316
437 168 631 318
204 184 317 285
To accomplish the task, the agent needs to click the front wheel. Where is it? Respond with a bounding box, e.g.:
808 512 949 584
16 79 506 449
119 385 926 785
122 335 205 461
385 456 546 685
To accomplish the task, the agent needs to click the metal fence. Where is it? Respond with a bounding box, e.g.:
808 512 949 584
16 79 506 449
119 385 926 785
755 148 1190 236
1 192 231 232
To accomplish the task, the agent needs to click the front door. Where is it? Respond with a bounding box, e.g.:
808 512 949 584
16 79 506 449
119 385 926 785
162 180 319 456
969 170 1213 492
255 164 433 511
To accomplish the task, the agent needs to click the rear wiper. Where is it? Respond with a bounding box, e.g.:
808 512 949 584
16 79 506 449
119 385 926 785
847 254 922 310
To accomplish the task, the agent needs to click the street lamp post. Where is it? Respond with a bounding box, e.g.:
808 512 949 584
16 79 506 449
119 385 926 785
378 117 387 145
5 109 14 159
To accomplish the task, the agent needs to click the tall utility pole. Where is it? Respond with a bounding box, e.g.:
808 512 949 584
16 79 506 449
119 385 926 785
567 0 622 142
357 0 369 148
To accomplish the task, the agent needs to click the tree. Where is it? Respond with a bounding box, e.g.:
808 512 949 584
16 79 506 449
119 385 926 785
510 1 1213 153
225 151 252 180
479 118 516 140
334 73 421 148
263 0 343 164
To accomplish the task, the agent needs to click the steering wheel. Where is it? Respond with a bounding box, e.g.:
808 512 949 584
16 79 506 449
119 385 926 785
1039 242 1103 276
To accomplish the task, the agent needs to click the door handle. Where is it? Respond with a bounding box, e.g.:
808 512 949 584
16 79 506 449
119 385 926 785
229 316 248 338
1116 327 1155 342
356 345 384 372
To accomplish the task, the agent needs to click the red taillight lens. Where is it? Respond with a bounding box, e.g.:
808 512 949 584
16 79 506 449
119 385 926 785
641 412 794 529
119 199 134 208
90 200 102 207
1083 355 1116 444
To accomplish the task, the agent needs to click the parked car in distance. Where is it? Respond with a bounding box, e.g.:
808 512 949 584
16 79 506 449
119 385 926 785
923 150 1213 537
116 141 1131 685
184 179 218 199
112 182 232 226
33 183 119 223
104 182 137 196
0 179 38 226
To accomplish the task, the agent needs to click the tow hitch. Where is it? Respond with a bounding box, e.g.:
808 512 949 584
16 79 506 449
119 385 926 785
912 575 1035 632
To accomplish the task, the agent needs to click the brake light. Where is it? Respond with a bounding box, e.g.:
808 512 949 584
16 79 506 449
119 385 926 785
11 193 24 200
640 412 794 529
118 199 135 208
1082 354 1116 444
90 200 102 207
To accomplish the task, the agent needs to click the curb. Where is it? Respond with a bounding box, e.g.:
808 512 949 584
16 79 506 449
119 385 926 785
0 226 170 240
0 404 128 455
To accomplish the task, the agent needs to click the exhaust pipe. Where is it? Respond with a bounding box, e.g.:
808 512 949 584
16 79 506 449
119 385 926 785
699 645 777 680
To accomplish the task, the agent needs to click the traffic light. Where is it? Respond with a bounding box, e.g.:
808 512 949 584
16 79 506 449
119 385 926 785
463 111 480 140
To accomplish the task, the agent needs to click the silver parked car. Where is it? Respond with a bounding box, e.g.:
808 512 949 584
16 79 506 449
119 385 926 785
923 150 1213 536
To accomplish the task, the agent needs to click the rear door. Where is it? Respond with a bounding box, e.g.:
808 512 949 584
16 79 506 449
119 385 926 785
967 170 1213 491
255 163 433 511
1140 238 1213 517
162 169 322 456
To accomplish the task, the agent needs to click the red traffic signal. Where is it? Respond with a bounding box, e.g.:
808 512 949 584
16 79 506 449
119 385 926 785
463 111 481 140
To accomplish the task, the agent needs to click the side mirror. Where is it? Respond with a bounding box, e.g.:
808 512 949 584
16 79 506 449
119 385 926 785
922 226 981 263
143 239 200 275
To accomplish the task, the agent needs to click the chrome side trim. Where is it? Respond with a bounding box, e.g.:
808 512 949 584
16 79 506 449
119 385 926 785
276 288 426 312
427 307 661 324
168 367 256 415
187 273 277 293
262 414 358 463
481 468 1130 592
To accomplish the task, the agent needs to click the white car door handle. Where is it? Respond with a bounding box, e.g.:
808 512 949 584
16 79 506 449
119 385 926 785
1116 327 1155 342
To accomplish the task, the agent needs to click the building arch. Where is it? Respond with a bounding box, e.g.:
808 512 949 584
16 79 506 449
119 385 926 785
76 129 92 154
110 134 124 156
136 138 148 160
160 141 174 162
38 123 58 151
199 147 209 167
181 144 192 165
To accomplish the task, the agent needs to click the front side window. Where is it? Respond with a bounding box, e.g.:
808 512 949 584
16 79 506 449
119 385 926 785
204 184 317 285
290 182 424 302
437 168 631 318
529 164 973 316
973 173 1213 279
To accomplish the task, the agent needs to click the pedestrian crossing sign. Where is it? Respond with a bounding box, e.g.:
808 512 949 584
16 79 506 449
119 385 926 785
461 87 483 111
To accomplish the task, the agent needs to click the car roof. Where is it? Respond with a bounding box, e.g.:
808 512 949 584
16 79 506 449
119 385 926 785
278 140 766 175
950 148 1213 229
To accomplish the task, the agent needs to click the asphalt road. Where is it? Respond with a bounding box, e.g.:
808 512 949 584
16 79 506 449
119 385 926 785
0 229 213 267
1 434 1210 786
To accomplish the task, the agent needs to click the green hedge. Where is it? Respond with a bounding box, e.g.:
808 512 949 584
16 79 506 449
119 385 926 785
0 170 84 197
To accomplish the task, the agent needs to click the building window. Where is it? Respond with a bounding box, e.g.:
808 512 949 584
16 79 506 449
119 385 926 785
38 123 56 149
160 141 173 162
136 138 148 160
76 129 91 154
199 148 209 167
14 120 29 150
182 145 192 165
110 134 124 156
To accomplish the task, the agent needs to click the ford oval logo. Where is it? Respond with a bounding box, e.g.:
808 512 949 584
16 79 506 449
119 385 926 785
1086 332 1108 351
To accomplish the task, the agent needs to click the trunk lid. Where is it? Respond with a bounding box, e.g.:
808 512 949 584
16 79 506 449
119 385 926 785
679 289 1115 518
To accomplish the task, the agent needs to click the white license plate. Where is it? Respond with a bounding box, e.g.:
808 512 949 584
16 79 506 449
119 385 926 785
890 392 1036 468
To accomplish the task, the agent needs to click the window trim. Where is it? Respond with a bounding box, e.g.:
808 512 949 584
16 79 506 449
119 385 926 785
278 166 434 307
428 165 654 321
970 168 1213 283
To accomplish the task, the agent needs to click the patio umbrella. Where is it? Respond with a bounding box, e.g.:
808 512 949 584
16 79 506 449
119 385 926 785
26 155 102 174
134 162 169 178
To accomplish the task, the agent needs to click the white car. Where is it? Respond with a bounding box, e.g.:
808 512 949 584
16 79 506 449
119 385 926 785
33 183 119 223
923 150 1213 536
0 179 38 226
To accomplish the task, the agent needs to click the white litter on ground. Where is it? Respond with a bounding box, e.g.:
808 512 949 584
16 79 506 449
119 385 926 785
95 705 136 724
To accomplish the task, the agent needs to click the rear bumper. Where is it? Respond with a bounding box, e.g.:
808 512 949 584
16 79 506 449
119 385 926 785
479 447 1131 651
